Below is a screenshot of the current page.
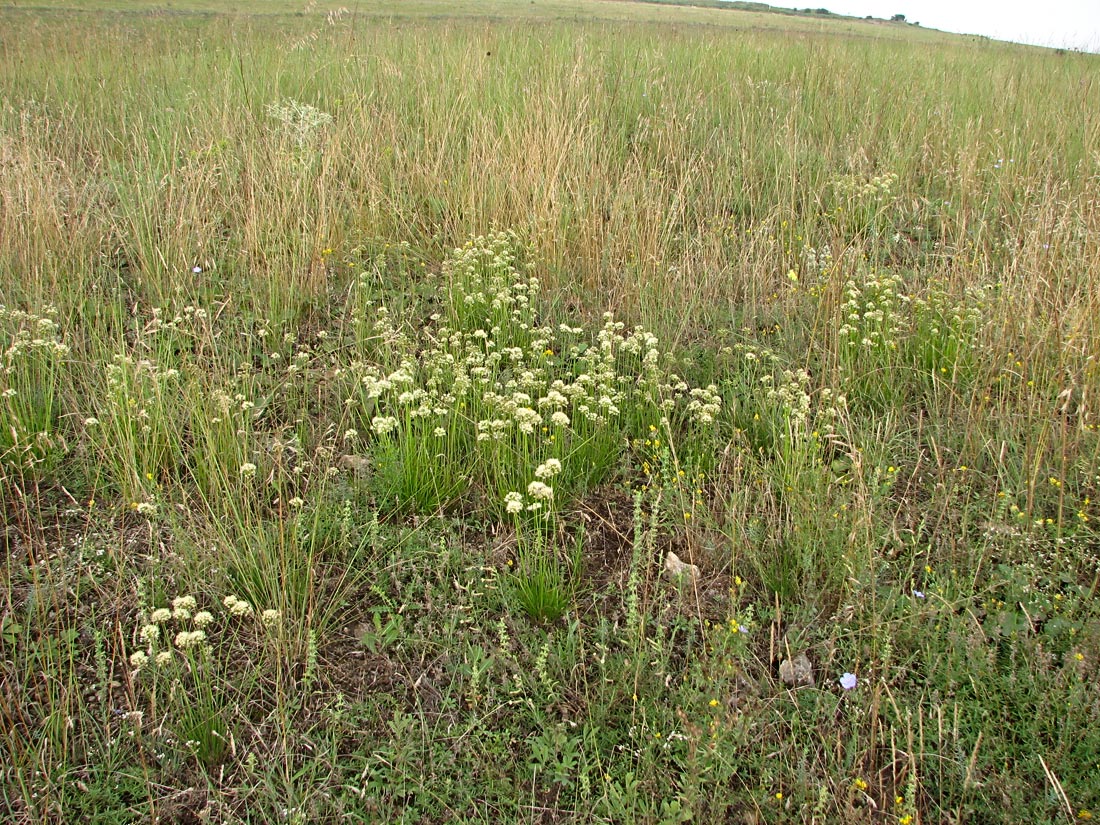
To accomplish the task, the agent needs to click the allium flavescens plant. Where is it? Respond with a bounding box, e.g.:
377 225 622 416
87 352 185 504
127 593 281 767
835 266 989 410
504 458 578 622
352 232 722 515
829 171 899 240
0 305 70 476
907 277 987 394
835 267 908 410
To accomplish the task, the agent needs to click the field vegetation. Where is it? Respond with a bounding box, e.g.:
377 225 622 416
1 0 1099 822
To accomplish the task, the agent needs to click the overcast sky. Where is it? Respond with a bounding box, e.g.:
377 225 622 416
761 0 1100 51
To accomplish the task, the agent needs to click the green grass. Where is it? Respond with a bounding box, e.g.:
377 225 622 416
1 0 1099 822
0 0 960 42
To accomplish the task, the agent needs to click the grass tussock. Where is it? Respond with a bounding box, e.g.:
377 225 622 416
1 2 1099 822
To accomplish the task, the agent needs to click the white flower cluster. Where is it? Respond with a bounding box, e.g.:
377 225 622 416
534 458 562 479
128 592 280 676
686 386 722 424
832 171 899 204
550 410 570 427
172 595 197 620
353 233 722 508
223 594 254 617
527 481 554 501
139 623 160 644
129 594 208 672
765 369 814 428
174 630 207 649
371 415 398 435
504 479 555 514
836 270 906 351
0 306 70 365
502 458 565 515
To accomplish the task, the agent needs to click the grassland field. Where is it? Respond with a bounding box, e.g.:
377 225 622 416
1 0 1099 822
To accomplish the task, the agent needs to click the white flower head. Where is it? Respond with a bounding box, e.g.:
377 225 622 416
226 596 253 617
149 608 172 625
371 416 398 436
193 611 214 628
174 629 206 649
261 609 280 628
534 459 562 479
504 492 524 514
526 481 554 501
130 650 149 670
139 624 160 644
239 462 258 477
172 596 197 613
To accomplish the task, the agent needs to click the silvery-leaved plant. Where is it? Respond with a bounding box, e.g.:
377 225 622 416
265 99 333 151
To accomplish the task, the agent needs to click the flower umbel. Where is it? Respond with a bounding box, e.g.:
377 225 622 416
527 481 554 501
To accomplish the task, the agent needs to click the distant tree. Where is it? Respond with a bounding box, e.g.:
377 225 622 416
890 13 906 22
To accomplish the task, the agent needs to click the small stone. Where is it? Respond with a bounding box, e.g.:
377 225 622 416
779 652 815 687
664 551 700 582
